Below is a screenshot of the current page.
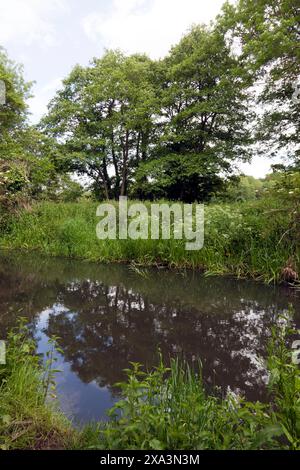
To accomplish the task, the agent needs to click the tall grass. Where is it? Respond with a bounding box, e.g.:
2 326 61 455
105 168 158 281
0 197 299 282
0 321 76 450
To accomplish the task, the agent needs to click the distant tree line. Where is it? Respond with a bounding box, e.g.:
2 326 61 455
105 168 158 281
0 0 299 206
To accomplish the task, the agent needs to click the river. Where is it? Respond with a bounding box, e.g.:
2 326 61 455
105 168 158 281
0 250 299 424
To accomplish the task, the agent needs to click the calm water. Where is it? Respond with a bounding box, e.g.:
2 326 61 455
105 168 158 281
0 250 299 424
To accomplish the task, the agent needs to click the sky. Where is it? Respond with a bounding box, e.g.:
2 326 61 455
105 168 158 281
0 0 278 177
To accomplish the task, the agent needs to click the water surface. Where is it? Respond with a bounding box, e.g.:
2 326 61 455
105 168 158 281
0 250 299 424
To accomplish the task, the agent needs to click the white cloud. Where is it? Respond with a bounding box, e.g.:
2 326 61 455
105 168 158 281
82 0 227 58
0 0 67 47
40 77 63 94
28 77 63 123
113 0 146 14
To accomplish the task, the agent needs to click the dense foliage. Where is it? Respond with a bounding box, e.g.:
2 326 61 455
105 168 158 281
0 321 76 450
220 0 300 162
0 1 299 282
1 1 299 203
41 25 252 202
0 197 298 283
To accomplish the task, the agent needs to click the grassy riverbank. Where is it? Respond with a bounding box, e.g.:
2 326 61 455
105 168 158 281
0 197 299 283
0 323 76 449
0 317 299 450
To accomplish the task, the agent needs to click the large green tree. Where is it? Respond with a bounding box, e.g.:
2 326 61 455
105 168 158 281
0 47 30 151
43 27 254 202
42 51 158 199
0 48 61 212
220 0 300 162
134 25 253 201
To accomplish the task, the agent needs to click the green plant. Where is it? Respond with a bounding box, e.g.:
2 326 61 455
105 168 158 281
0 197 299 283
267 313 300 449
0 320 75 450
99 358 269 450
0 313 299 450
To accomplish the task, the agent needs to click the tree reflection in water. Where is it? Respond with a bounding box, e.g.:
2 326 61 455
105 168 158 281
0 251 299 420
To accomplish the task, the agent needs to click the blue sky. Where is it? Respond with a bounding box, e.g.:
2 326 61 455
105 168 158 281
0 0 278 177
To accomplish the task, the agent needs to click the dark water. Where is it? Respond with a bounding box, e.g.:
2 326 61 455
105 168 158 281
0 250 299 424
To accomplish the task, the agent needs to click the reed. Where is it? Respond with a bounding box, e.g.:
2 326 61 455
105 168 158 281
0 197 299 283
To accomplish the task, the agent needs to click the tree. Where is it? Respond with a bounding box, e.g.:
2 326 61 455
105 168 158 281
0 48 31 211
134 25 253 201
0 48 61 213
43 31 254 203
0 47 30 137
42 51 158 199
220 0 300 163
214 175 264 202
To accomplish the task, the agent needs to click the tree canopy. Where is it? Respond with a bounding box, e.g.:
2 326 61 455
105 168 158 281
41 25 254 201
1 0 299 203
219 0 300 163
0 48 72 214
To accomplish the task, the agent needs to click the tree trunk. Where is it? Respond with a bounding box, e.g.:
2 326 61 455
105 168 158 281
120 130 129 196
111 131 120 199
102 157 111 199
